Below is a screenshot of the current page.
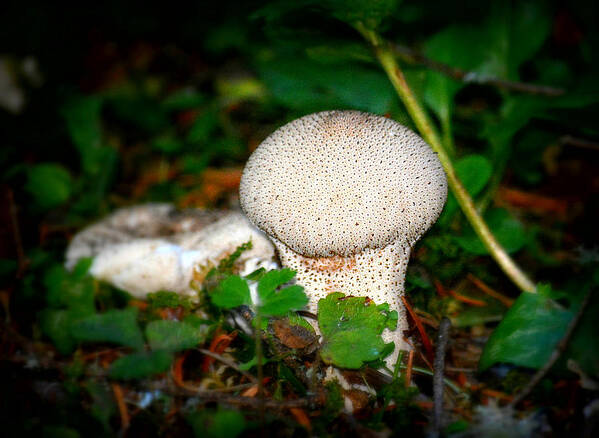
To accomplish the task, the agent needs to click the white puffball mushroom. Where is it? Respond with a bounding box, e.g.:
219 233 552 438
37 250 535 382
65 204 277 299
239 110 447 366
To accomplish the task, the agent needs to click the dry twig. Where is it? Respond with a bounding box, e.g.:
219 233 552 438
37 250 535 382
431 317 452 438
391 43 566 97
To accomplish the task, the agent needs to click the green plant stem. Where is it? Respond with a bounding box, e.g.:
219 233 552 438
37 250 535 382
356 24 536 294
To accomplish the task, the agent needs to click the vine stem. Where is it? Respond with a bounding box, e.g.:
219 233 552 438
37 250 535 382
355 24 536 293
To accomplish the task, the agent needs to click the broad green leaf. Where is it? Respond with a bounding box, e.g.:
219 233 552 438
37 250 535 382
146 320 208 352
318 293 397 369
26 163 72 209
456 208 526 255
256 56 396 114
259 285 308 317
187 408 246 438
440 154 493 223
324 0 399 29
257 268 296 302
109 350 173 380
479 289 572 371
72 308 144 350
44 262 96 316
61 96 103 167
210 275 251 309
39 309 78 354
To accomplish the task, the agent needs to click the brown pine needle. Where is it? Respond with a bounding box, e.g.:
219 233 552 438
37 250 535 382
111 383 130 431
467 274 514 307
405 350 415 388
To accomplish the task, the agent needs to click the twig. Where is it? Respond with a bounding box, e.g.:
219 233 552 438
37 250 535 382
198 348 258 384
467 274 514 307
509 289 593 408
355 23 536 294
391 43 565 97
431 318 451 438
559 135 599 151
401 295 435 363
405 350 414 387
7 189 28 278
111 383 130 431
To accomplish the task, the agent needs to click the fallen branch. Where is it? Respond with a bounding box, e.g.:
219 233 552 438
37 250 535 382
431 317 452 438
391 43 565 97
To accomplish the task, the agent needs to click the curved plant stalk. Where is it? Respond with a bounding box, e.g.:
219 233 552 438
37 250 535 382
355 24 536 293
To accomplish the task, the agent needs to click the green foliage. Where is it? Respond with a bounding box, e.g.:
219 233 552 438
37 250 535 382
480 285 599 376
456 208 527 255
210 268 308 317
210 275 252 309
318 293 397 369
440 154 493 222
256 56 396 114
257 269 308 316
39 260 96 353
146 291 192 310
186 408 246 438
146 320 208 352
72 307 145 350
26 163 73 209
109 350 174 380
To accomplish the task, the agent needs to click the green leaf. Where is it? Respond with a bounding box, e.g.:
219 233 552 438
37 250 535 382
318 293 397 369
71 308 144 350
440 154 493 222
325 0 399 30
26 163 72 209
146 320 208 352
187 408 246 438
479 288 573 371
456 208 526 255
256 56 396 114
259 285 308 317
61 96 103 165
109 350 173 380
210 275 251 309
39 309 78 354
257 268 296 302
44 262 96 316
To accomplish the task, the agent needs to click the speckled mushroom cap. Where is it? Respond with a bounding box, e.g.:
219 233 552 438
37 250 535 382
239 110 447 258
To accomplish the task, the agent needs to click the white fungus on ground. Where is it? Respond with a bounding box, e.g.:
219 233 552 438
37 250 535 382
65 204 277 299
239 110 448 366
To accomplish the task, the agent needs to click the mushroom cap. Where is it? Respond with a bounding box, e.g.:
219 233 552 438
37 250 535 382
239 110 447 258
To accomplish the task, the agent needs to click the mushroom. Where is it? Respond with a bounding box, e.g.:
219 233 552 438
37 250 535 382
239 110 447 366
65 204 278 299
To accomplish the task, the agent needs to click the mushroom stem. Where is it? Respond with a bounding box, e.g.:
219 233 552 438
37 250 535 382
356 23 537 294
273 237 410 366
